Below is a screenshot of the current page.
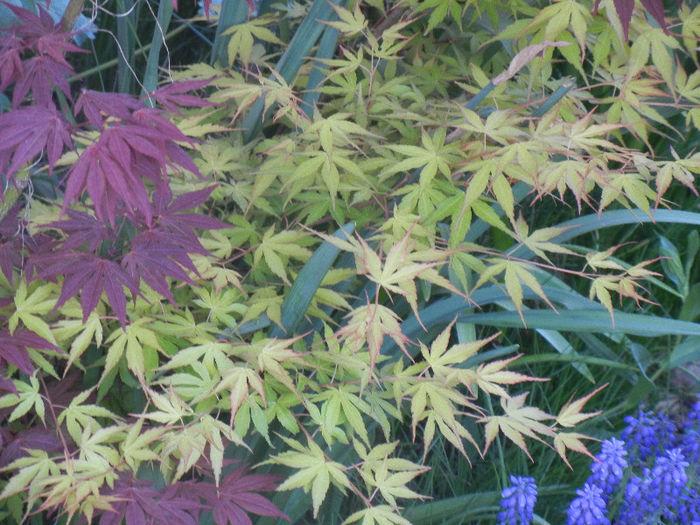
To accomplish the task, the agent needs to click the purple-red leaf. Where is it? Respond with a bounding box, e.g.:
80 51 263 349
185 465 289 525
593 0 668 40
62 118 201 226
94 474 202 525
0 427 63 468
0 2 83 107
75 89 146 128
0 328 60 377
149 79 217 115
45 209 112 253
0 105 73 187
33 252 141 328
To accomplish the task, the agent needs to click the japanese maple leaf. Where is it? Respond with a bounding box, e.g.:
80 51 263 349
593 0 669 40
0 105 73 186
46 209 112 253
123 185 227 303
0 427 63 468
74 89 146 128
33 252 142 328
187 465 289 525
12 54 72 108
122 231 201 305
480 392 556 461
0 327 60 391
0 205 25 283
62 114 202 226
94 474 202 525
148 184 229 239
0 2 83 107
0 33 24 92
148 79 217 115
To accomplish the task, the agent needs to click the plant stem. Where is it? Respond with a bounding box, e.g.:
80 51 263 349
68 24 189 83
59 0 86 33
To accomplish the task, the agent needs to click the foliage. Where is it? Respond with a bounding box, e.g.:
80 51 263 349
0 0 698 524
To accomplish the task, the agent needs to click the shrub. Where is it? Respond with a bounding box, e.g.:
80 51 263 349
0 0 698 523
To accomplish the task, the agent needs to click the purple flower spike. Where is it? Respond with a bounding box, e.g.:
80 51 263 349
566 482 610 525
497 475 537 525
650 447 689 520
621 409 676 462
685 398 700 432
617 469 656 524
590 437 628 497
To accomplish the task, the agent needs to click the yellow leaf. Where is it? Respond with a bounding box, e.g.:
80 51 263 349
557 383 606 428
554 432 599 469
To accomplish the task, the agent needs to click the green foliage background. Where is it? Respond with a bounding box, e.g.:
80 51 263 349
1 0 700 523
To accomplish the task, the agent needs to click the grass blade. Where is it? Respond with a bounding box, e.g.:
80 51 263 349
454 309 700 337
141 0 173 100
242 0 344 142
510 209 700 260
209 0 250 67
269 222 355 338
382 284 700 357
301 22 343 117
116 0 138 93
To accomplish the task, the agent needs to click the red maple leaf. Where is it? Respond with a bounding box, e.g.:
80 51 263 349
593 0 670 40
0 328 60 390
0 2 84 107
184 465 289 525
75 89 146 129
45 209 113 254
93 473 202 525
122 185 227 304
148 79 217 115
0 427 63 468
33 252 142 328
0 105 73 189
62 107 202 226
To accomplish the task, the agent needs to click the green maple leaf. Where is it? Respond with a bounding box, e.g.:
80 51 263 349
269 437 351 518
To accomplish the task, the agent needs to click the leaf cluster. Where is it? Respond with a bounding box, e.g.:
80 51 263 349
0 0 698 524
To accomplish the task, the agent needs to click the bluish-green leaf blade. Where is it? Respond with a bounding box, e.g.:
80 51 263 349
269 222 354 338
454 310 700 337
242 0 345 141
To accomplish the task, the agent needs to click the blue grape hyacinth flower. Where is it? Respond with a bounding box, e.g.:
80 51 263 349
566 482 610 525
589 437 628 498
621 409 676 462
649 447 690 521
617 469 656 524
497 475 537 525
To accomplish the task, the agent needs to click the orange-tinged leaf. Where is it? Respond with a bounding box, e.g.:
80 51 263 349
514 216 576 264
423 322 497 381
337 303 409 373
557 384 607 428
493 41 570 85
554 431 599 469
474 354 548 399
480 393 555 460
585 247 626 272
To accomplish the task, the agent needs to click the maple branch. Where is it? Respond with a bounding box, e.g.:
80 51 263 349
59 0 86 34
